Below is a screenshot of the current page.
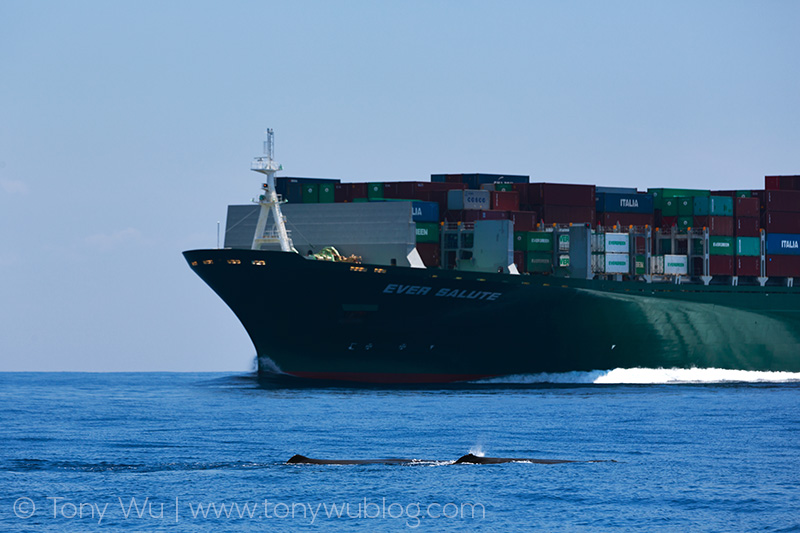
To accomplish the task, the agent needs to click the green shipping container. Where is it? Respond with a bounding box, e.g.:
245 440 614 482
692 196 710 216
527 252 553 273
736 237 760 257
302 183 319 203
367 182 384 200
495 183 513 192
415 222 440 243
735 190 751 198
709 196 734 216
677 197 693 216
513 231 528 251
710 236 734 256
677 216 693 232
527 232 554 252
649 188 711 210
318 183 334 203
662 197 679 216
635 255 646 275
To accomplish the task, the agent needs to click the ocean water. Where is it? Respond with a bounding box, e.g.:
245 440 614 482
1 371 799 532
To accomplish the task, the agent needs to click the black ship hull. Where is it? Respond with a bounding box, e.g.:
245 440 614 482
184 249 800 383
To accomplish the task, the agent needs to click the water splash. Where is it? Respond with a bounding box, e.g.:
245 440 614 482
476 368 800 385
468 444 486 457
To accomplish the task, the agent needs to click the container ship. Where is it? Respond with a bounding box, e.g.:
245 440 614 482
183 132 800 383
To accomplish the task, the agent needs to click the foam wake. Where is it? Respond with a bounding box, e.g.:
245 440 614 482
476 368 800 385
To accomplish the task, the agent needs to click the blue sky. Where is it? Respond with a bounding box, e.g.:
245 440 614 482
1 1 798 371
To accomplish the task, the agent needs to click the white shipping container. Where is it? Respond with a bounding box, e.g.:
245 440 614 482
447 189 491 211
591 233 604 253
604 233 630 254
664 254 688 275
651 256 664 274
605 253 630 274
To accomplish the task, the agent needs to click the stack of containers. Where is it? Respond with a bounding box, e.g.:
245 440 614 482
733 196 761 276
512 231 554 273
756 179 800 276
692 196 735 275
595 190 654 228
522 183 596 224
432 173 529 189
649 188 710 230
591 233 630 274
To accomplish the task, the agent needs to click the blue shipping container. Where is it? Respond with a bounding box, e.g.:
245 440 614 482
766 233 800 256
596 193 654 214
412 201 439 222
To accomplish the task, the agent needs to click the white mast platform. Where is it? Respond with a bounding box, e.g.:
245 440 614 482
250 129 294 252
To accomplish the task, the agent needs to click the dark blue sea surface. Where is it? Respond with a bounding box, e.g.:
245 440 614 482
1 372 798 531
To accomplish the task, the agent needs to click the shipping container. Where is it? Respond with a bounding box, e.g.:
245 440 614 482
528 183 595 207
604 233 630 253
659 215 678 228
286 182 304 203
710 256 734 275
495 183 514 192
763 190 800 212
539 205 595 224
367 182 384 200
479 184 496 192
415 242 441 268
692 196 734 216
736 237 761 257
527 252 553 273
766 233 800 255
350 183 368 199
491 191 520 211
677 216 693 232
766 255 800 277
526 231 554 252
598 212 654 228
596 186 638 195
275 176 340 197
677 197 694 216
736 217 760 237
302 183 319 203
508 211 538 232
513 250 525 273
709 236 734 256
693 216 734 236
661 197 679 216
604 253 630 274
333 183 353 203
595 192 654 214
411 201 439 222
664 255 688 275
649 188 710 210
318 183 334 203
736 256 760 276
447 189 491 211
415 222 440 243
734 197 759 218
635 255 646 275
765 175 800 191
763 211 800 234
712 190 752 198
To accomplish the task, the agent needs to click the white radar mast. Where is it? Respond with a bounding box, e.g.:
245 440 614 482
251 129 294 252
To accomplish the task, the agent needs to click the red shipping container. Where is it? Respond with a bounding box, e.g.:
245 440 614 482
350 183 368 199
538 205 595 224
528 183 596 207
736 256 760 276
598 212 654 228
659 216 678 228
766 255 800 277
491 191 520 211
513 250 526 273
763 211 800 233
446 210 510 223
508 211 538 231
415 243 440 268
693 216 734 236
414 182 467 192
734 197 759 218
476 210 510 221
764 190 800 212
766 175 800 191
710 256 734 276
735 217 761 237
334 183 353 202
383 182 416 199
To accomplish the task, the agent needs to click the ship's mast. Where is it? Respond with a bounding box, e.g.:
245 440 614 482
251 129 294 252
